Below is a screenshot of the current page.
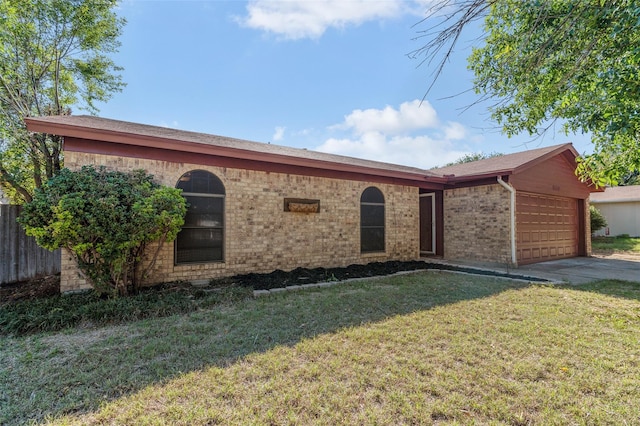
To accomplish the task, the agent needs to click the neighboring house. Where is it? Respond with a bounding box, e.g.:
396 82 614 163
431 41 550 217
590 185 640 237
25 115 599 292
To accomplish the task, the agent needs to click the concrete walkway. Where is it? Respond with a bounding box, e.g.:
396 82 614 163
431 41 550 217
440 255 639 284
516 254 640 284
428 253 640 284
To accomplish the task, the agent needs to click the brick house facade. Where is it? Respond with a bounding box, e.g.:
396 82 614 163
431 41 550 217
61 151 420 291
443 184 512 266
26 116 599 292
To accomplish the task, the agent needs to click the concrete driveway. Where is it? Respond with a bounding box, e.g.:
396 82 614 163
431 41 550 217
516 254 640 284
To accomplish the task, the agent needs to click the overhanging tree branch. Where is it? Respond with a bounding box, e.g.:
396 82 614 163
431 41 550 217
0 0 125 204
412 0 640 185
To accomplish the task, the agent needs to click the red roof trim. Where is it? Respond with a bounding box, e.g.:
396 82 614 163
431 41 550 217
24 116 599 192
26 117 446 186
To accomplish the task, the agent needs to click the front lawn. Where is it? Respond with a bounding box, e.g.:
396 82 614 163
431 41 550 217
592 235 640 254
1 272 639 425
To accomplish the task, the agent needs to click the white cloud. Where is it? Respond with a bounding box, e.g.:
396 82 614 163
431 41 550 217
239 0 407 40
443 121 466 140
401 0 444 18
335 100 439 135
272 126 286 141
159 120 180 129
317 134 469 169
316 100 472 169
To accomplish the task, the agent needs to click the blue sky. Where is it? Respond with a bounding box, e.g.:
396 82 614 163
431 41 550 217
95 0 593 169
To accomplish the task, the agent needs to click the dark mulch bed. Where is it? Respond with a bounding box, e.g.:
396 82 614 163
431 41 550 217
209 260 432 291
1 261 547 304
0 274 61 305
212 260 547 291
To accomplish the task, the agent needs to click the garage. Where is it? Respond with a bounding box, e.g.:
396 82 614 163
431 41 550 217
516 192 579 264
434 143 596 266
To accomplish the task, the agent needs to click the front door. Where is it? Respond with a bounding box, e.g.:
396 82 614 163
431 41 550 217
420 193 435 255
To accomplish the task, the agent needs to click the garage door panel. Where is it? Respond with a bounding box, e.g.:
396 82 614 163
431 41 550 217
516 192 579 264
532 248 540 259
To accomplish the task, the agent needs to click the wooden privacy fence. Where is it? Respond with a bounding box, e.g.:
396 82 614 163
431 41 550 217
0 205 61 285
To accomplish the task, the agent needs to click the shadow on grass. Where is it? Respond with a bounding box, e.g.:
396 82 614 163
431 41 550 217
2 272 534 424
562 279 640 302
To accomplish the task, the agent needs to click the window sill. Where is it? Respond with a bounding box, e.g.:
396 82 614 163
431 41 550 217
360 251 387 258
173 261 227 271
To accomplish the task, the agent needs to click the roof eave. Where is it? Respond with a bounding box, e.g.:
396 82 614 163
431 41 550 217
590 198 640 203
25 117 444 186
444 171 514 184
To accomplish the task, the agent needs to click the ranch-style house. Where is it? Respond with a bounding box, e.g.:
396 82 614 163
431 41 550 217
26 115 598 292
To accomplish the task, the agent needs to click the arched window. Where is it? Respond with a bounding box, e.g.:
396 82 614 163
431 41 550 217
360 187 385 253
175 170 225 264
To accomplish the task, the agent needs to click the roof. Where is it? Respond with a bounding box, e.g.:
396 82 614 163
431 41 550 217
431 144 579 181
590 185 640 203
25 115 440 184
25 115 591 189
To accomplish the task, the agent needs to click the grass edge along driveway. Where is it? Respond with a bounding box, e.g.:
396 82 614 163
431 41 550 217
2 272 639 425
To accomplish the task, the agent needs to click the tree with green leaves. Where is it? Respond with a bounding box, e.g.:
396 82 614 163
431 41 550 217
443 151 503 167
0 0 125 203
412 0 640 186
19 166 187 297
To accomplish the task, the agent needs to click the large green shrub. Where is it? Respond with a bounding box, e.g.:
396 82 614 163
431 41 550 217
19 166 187 297
590 205 607 234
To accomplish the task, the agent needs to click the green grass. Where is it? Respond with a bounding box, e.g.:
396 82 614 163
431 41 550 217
592 235 640 254
1 273 639 425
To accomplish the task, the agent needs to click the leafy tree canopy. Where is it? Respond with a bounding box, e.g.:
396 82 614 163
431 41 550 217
0 0 125 203
619 170 639 186
19 166 187 297
413 0 640 187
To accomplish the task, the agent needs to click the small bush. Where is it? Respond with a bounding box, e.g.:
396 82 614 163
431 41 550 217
590 205 607 233
19 166 187 297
